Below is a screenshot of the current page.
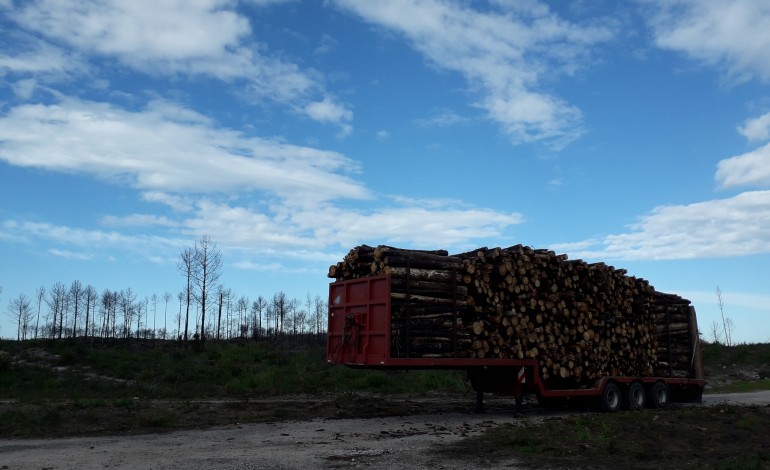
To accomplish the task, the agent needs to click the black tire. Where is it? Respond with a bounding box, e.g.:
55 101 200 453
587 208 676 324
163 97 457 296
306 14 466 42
624 382 646 411
647 382 670 409
600 383 622 412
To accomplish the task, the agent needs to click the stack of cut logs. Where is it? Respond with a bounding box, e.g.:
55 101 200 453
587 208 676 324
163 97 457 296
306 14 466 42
329 244 699 387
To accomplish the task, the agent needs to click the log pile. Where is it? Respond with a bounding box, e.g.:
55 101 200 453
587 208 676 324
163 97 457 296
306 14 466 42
456 245 660 387
329 244 699 386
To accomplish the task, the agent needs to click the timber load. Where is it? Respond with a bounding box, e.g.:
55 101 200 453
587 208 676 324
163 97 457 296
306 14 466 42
328 244 699 387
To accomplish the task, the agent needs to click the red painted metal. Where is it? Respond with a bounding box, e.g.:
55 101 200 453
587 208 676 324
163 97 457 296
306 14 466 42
327 275 392 366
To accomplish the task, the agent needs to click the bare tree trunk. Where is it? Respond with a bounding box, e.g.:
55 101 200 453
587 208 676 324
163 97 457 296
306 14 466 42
193 236 222 347
178 247 195 343
217 290 224 340
70 280 82 338
35 286 45 340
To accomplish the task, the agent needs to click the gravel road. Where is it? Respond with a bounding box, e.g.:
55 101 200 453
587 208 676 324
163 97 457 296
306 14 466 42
702 390 770 406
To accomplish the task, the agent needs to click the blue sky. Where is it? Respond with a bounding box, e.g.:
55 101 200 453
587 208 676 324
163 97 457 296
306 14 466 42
1 0 769 342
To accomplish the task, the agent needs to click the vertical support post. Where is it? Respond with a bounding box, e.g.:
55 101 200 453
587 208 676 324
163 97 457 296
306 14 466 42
513 366 525 414
452 267 458 357
405 256 411 358
689 306 704 380
666 306 673 377
476 387 485 413
468 368 485 413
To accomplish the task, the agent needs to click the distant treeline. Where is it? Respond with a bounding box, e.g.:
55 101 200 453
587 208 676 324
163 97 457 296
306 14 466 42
5 280 327 343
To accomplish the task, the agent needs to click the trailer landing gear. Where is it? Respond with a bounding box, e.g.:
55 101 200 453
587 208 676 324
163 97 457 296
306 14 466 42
475 389 485 413
469 367 524 416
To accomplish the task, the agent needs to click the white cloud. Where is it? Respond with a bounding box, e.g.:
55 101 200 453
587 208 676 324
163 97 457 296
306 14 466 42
141 192 195 213
738 112 770 142
188 199 317 249
0 98 368 204
334 0 614 148
0 34 80 77
303 202 523 249
0 93 523 262
314 33 338 55
232 260 285 272
11 0 251 65
643 0 770 83
242 0 296 6
101 214 178 228
1 196 523 268
414 110 469 128
336 124 353 139
48 249 94 260
5 0 350 126
1 220 184 255
715 142 770 188
305 98 353 123
552 190 770 260
10 78 37 99
304 97 354 135
186 198 523 251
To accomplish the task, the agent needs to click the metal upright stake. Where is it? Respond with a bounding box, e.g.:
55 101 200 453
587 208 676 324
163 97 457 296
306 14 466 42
405 256 411 358
452 267 458 357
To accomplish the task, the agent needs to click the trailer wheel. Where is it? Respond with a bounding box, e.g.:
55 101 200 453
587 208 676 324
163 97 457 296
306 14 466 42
600 383 622 412
624 382 646 411
647 382 670 409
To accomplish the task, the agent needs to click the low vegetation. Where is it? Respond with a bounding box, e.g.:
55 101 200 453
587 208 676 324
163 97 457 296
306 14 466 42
1 338 769 469
0 337 468 399
438 405 770 469
702 341 770 393
0 337 467 437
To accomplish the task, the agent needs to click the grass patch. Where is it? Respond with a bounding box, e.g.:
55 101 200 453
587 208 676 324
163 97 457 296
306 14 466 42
703 342 770 393
0 338 469 437
0 338 464 401
703 342 770 369
438 406 770 469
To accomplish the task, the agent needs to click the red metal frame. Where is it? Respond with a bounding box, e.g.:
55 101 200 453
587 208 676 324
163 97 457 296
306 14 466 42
326 275 705 399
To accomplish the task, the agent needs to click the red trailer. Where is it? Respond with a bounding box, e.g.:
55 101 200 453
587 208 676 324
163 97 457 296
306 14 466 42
326 275 705 412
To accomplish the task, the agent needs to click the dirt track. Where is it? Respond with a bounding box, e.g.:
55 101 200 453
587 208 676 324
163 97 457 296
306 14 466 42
0 408 527 470
2 391 769 470
701 390 770 405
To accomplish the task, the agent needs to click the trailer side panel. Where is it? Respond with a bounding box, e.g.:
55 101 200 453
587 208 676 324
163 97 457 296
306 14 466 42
327 276 392 365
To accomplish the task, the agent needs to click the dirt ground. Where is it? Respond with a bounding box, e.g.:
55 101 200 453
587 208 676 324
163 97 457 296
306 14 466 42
2 392 770 470
0 398 532 470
